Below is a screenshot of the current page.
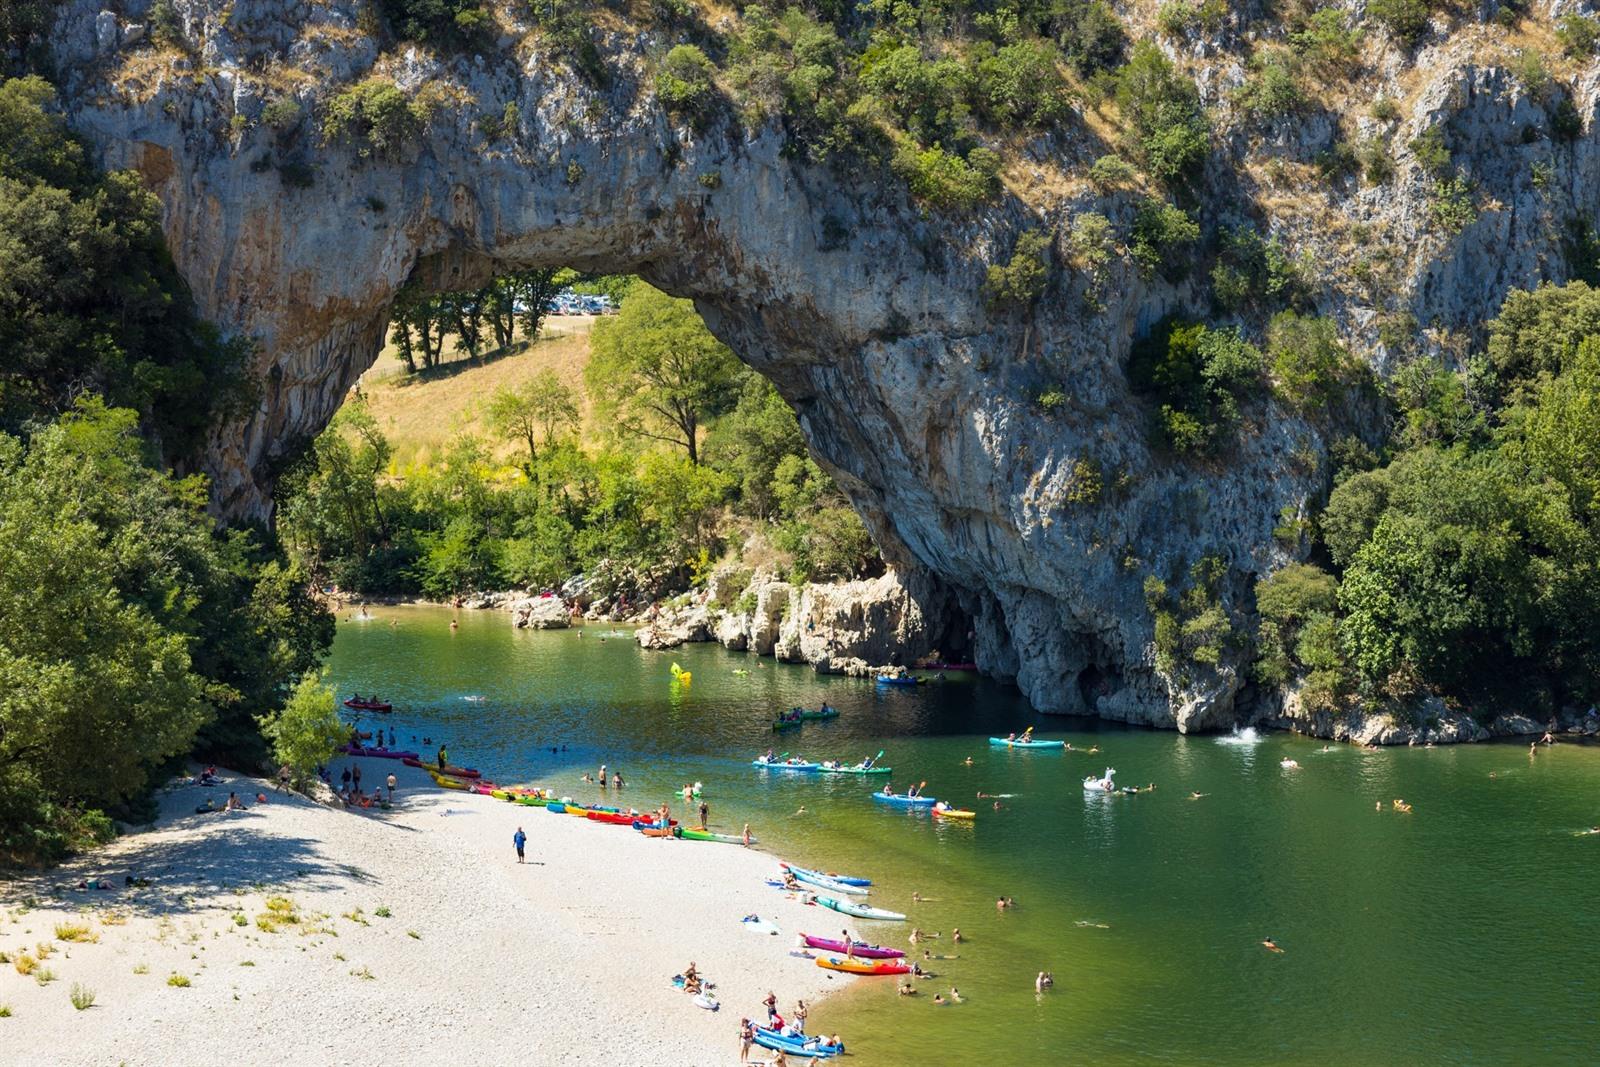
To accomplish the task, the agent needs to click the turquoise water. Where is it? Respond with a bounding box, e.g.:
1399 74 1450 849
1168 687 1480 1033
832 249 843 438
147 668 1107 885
327 606 1600 1065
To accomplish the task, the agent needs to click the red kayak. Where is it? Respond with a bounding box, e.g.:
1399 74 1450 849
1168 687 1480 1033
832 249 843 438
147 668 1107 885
801 934 905 959
343 698 392 712
586 810 647 825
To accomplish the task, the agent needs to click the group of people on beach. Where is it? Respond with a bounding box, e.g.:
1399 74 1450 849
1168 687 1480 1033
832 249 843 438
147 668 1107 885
332 762 396 808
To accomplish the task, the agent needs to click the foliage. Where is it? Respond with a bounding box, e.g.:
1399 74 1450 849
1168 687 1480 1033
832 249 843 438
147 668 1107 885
586 284 742 465
1130 199 1200 281
891 142 1000 209
1267 311 1355 412
486 371 579 470
1368 0 1433 47
702 376 807 519
1289 8 1363 76
1128 320 1263 455
258 674 346 788
1428 176 1477 235
1115 42 1210 183
983 229 1052 310
656 45 718 125
1068 212 1116 304
1485 280 1600 399
1556 14 1600 59
1210 226 1300 311
377 0 491 49
1086 155 1136 187
321 78 430 158
1234 50 1304 121
1409 126 1451 179
971 41 1068 128
0 77 252 456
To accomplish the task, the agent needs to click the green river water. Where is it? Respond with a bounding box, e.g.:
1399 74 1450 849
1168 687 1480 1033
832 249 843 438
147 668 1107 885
327 605 1599 1065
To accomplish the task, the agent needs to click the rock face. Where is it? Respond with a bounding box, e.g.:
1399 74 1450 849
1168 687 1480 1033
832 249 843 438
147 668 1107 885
639 567 966 676
45 1 1600 731
510 595 570 630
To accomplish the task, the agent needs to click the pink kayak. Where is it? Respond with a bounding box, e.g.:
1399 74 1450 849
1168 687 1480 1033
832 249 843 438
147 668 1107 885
801 933 905 959
337 745 419 760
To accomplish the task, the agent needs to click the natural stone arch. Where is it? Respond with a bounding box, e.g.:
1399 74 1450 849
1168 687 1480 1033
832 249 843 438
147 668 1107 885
52 0 1600 729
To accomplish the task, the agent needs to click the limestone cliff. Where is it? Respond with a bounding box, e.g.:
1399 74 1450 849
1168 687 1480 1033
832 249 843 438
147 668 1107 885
43 0 1600 732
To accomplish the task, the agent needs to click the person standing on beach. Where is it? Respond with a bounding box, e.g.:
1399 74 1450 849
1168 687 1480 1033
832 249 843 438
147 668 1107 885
763 991 777 1023
738 1018 754 1063
352 764 362 792
386 772 397 801
513 827 527 863
698 799 709 830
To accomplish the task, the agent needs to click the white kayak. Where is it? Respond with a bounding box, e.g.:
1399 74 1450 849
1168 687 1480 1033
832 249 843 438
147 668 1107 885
693 993 720 1011
785 867 869 896
811 895 906 921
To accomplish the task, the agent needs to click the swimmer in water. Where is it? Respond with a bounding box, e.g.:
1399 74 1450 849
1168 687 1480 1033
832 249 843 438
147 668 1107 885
1576 827 1600 836
794 806 808 817
1262 937 1283 954
1189 791 1207 800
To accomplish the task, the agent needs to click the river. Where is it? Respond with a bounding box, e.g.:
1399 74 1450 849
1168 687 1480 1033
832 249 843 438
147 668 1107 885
327 604 1599 1065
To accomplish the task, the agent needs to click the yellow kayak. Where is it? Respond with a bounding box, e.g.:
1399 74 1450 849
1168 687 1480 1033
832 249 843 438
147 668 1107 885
933 806 975 819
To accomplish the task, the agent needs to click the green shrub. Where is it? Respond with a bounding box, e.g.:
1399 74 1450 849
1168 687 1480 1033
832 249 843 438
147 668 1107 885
1290 9 1363 75
972 41 1068 128
892 142 1000 209
1267 311 1352 411
1130 199 1200 281
1210 226 1300 312
378 0 491 49
1368 0 1433 48
1086 154 1136 187
321 78 429 158
1235 50 1304 120
1549 96 1583 143
166 973 190 988
1060 0 1127 77
1036 388 1068 413
656 45 717 124
1409 126 1451 179
1429 176 1477 234
1556 14 1600 58
984 229 1052 310
1359 136 1396 184
1369 96 1399 123
1128 320 1263 454
1156 0 1227 37
1115 43 1210 183
260 98 302 131
69 983 95 1011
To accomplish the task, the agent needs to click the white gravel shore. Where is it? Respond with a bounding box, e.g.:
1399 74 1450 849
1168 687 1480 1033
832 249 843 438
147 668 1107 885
0 757 853 1066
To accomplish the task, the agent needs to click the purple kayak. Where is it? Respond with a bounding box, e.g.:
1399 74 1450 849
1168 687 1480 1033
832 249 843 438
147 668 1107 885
336 744 420 760
801 934 905 959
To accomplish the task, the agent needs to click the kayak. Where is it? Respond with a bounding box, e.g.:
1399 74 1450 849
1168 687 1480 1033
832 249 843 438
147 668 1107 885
515 794 550 807
343 699 392 712
771 718 802 732
875 675 921 686
933 805 976 819
753 1028 844 1059
801 934 904 959
811 895 906 921
817 761 891 775
784 867 869 896
782 862 871 887
678 828 750 844
751 758 820 772
586 810 646 825
772 706 839 731
638 825 675 838
871 791 937 807
989 736 1066 749
817 956 911 976
431 774 472 791
336 745 419 760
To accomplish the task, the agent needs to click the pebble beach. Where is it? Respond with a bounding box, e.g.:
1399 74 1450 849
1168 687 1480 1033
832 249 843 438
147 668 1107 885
0 757 843 1066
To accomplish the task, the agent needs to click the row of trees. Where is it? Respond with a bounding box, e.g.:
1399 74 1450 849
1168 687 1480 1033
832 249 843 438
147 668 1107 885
279 283 877 602
389 269 564 373
0 75 337 863
1249 281 1600 719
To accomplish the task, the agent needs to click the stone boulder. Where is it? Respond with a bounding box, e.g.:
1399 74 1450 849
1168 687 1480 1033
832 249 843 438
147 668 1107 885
510 596 570 630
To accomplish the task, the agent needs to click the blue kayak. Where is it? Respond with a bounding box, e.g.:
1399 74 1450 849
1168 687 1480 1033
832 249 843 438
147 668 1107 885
754 1028 844 1058
875 674 921 686
989 736 1066 749
871 791 937 807
783 862 872 887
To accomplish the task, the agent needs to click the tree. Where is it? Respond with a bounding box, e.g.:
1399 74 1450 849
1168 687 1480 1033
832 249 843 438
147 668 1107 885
1268 311 1353 412
258 674 346 789
585 284 743 464
487 371 579 470
1115 42 1210 182
389 283 449 373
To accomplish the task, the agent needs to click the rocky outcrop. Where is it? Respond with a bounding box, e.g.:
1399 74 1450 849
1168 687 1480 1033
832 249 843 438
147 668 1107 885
45 1 1600 732
510 595 570 630
637 567 965 676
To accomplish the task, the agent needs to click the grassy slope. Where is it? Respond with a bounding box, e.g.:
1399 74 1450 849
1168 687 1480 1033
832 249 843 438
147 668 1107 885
357 315 599 469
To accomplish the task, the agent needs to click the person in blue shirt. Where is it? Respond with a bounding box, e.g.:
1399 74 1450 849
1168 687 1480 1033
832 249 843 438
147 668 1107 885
513 827 527 863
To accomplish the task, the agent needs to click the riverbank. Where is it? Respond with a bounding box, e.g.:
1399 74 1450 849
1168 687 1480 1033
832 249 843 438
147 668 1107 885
0 758 840 1066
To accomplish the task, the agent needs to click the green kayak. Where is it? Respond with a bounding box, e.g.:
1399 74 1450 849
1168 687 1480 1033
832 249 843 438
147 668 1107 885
772 706 839 731
678 828 754 844
816 761 891 775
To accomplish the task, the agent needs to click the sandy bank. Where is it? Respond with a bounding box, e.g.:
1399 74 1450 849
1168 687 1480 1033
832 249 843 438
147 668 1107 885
0 758 854 1066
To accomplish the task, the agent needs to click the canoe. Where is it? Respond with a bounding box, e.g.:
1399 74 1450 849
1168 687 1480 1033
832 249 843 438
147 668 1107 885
989 736 1066 749
810 895 906 921
798 707 840 721
785 867 869 896
817 956 911 976
431 775 471 791
343 699 392 712
677 828 750 844
871 791 937 807
638 825 675 838
586 810 646 825
874 675 921 686
934 805 976 819
771 719 802 732
753 1028 845 1059
751 759 820 772
818 765 891 775
782 862 871 887
336 745 419 760
801 935 904 959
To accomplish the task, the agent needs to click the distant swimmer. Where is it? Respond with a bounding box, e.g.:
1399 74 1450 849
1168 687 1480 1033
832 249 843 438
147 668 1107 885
1281 759 1301 770
1576 827 1600 836
993 801 1003 811
963 757 974 766
1087 746 1100 754
1189 792 1207 800
1074 920 1110 929
1320 745 1333 753
794 806 808 817
1262 937 1283 954
1392 799 1413 813
1035 971 1053 992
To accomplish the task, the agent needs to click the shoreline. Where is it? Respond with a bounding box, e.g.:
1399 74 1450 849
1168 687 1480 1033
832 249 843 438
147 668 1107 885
1 758 846 1066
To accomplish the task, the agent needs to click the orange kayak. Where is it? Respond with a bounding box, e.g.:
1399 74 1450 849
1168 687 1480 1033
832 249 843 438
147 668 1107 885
815 956 912 976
